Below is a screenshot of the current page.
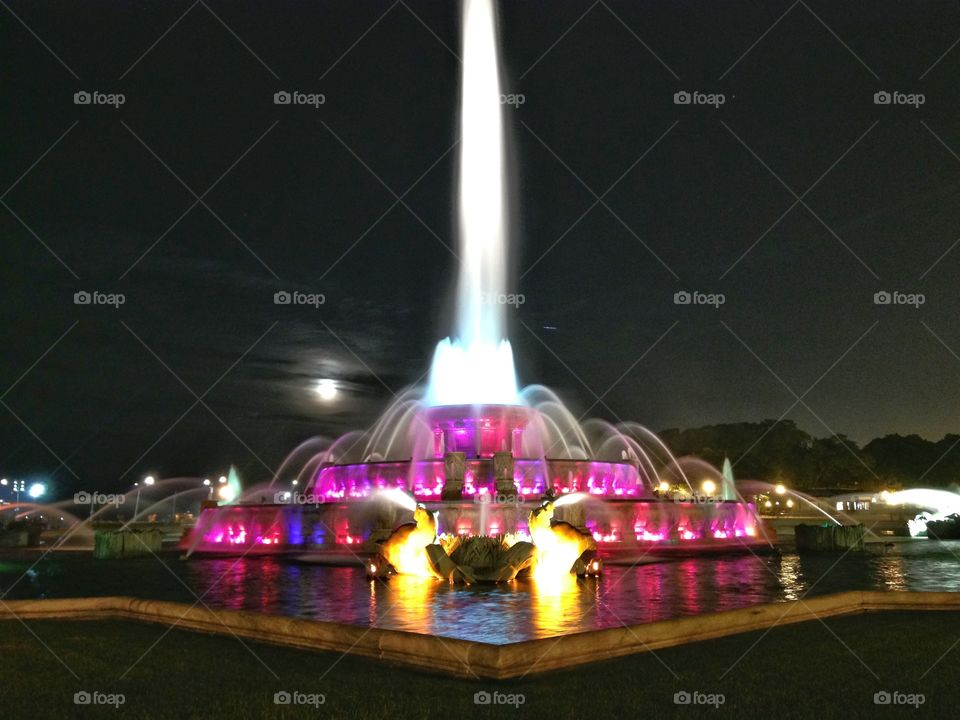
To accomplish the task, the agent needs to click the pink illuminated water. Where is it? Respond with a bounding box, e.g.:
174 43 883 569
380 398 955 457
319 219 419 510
6 542 958 643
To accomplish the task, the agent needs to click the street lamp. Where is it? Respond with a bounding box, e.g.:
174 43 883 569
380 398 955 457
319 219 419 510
133 476 155 519
28 482 46 499
702 479 717 496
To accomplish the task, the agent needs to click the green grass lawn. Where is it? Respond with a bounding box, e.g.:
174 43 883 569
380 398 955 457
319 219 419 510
1 611 957 719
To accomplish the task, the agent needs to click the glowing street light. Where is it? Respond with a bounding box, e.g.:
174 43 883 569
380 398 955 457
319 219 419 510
217 484 237 502
657 481 670 494
218 476 227 484
701 479 717 496
28 482 46 499
774 483 786 495
202 478 211 486
134 475 155 519
0 478 7 486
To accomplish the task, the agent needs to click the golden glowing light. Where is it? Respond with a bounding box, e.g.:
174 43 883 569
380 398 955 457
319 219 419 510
658 481 670 493
528 503 594 582
531 572 579 635
381 506 439 578
701 479 717 496
775 483 786 495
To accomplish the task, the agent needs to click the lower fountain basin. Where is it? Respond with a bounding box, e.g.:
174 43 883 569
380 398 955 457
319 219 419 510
184 498 771 559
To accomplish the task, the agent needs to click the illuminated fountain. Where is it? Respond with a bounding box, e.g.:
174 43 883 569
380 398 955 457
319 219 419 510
185 0 771 577
885 489 960 538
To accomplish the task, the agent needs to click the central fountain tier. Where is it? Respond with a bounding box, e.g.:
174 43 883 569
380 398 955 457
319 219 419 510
309 404 643 502
187 404 772 561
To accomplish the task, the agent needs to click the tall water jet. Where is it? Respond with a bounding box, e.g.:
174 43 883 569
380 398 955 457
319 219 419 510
426 0 519 407
185 0 773 568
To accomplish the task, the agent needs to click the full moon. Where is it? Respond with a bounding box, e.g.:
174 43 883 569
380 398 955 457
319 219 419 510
315 379 338 401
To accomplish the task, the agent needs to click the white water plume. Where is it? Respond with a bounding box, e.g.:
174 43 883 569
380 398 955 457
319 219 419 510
426 0 519 407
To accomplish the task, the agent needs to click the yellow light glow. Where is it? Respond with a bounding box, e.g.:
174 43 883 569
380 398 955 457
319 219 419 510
658 481 670 493
529 503 594 582
775 483 786 495
381 506 438 578
702 479 716 495
217 485 236 502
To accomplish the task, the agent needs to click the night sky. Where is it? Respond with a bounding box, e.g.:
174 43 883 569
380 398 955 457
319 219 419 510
3 0 960 495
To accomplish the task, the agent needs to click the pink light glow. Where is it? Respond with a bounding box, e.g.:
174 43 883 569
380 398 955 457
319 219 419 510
465 471 477 495
591 529 621 543
258 530 281 545
309 451 645 502
634 521 665 542
205 524 248 545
